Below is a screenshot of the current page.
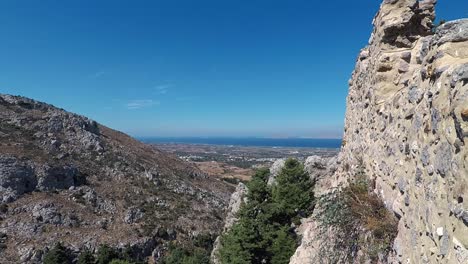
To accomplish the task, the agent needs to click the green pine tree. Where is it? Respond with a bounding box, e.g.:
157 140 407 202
96 245 118 264
272 158 313 218
220 160 314 264
269 226 297 264
219 223 253 264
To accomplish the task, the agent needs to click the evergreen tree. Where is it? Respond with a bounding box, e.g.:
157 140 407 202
245 168 270 203
219 217 256 264
220 168 276 263
220 160 314 264
161 240 211 264
96 245 118 264
269 226 297 264
272 158 313 218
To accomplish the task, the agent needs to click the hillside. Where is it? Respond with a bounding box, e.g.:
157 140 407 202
0 94 233 263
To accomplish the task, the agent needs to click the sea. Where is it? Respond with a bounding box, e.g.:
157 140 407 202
139 137 342 149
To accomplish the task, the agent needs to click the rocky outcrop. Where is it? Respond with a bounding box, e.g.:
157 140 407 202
291 0 468 263
267 158 286 185
221 183 248 230
0 94 233 263
267 156 337 187
0 156 82 202
304 155 338 184
0 156 36 202
211 183 248 264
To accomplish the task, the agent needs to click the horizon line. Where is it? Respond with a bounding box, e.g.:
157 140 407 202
136 136 343 140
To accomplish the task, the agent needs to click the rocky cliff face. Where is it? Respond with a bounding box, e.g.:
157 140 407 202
211 183 248 264
291 0 468 263
0 94 232 263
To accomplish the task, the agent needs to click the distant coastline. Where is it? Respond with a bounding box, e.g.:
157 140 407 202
139 137 342 149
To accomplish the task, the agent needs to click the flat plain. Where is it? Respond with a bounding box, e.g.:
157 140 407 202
151 143 339 183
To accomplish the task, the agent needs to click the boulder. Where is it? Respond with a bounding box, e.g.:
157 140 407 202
0 156 36 202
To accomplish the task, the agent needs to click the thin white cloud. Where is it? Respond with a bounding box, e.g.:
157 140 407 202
91 71 106 79
125 99 159 110
154 84 172 94
175 96 199 102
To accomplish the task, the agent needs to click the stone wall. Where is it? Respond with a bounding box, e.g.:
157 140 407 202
290 0 468 263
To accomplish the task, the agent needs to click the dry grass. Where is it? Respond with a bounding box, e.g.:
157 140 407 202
316 172 398 262
195 161 253 182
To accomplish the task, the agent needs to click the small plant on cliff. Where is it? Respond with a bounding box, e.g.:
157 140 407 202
431 18 447 33
219 160 314 264
315 165 398 262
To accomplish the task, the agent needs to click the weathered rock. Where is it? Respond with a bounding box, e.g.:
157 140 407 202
124 207 144 224
211 183 247 264
434 19 468 45
32 203 62 225
36 165 78 191
305 155 337 183
0 156 36 203
290 1 468 263
267 159 285 186
434 142 452 177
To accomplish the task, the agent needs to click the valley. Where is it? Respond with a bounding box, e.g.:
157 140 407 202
151 143 339 183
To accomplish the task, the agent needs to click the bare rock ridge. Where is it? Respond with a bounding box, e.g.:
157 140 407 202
0 94 232 263
290 0 468 263
211 182 248 264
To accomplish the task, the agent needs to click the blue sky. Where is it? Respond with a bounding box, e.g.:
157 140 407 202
1 1 467 138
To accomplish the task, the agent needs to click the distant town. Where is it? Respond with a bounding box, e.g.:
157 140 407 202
151 143 339 183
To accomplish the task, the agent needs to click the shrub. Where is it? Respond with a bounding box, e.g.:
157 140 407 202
160 233 214 264
43 243 71 264
161 242 210 264
315 168 398 262
0 203 8 213
193 233 216 252
222 177 240 185
109 260 132 264
78 245 144 264
77 249 95 264
96 245 118 264
432 19 447 33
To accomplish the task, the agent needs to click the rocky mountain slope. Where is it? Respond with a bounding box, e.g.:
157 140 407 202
290 0 468 263
0 94 233 263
